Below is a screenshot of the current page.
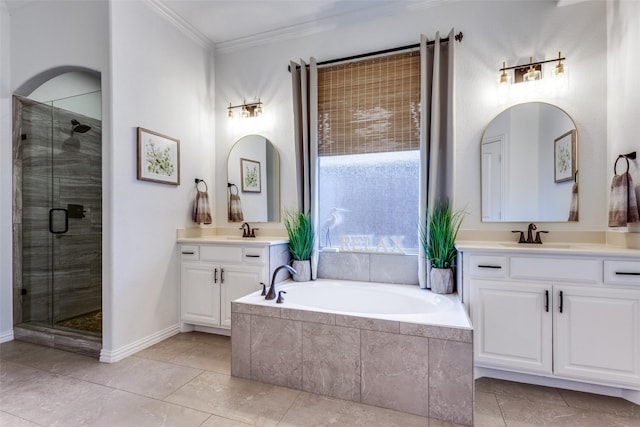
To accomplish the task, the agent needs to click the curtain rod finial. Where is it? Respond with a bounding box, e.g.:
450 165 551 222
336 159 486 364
455 32 463 42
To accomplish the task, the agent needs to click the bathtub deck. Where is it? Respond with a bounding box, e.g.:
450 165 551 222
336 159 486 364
231 282 473 426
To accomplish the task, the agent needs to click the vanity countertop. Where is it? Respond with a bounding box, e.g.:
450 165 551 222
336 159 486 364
178 235 288 245
456 241 640 258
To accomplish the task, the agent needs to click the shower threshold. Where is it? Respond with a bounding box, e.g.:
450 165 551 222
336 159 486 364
14 323 102 358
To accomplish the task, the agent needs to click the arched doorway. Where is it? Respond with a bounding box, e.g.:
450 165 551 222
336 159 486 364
13 68 102 357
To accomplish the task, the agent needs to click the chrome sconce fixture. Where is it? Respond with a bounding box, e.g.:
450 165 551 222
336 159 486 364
499 52 566 84
227 99 263 119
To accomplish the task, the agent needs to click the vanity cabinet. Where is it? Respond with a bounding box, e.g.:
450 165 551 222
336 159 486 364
179 240 289 333
460 246 640 392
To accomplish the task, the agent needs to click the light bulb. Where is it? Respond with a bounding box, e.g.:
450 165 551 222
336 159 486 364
555 52 564 76
499 62 510 84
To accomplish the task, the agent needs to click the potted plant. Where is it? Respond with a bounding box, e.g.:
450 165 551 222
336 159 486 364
421 200 465 294
284 209 314 281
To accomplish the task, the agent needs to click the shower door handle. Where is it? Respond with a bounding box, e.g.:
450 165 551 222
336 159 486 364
49 208 68 234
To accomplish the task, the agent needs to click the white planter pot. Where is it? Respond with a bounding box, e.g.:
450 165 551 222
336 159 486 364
430 267 454 294
291 259 311 282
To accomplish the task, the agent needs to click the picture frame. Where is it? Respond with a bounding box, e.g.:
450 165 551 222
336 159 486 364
554 129 576 183
240 158 261 193
137 127 180 185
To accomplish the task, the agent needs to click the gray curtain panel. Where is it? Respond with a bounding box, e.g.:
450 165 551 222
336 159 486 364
419 29 456 289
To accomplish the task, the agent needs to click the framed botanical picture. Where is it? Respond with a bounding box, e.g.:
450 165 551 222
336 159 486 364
554 129 576 183
137 127 180 185
240 158 261 193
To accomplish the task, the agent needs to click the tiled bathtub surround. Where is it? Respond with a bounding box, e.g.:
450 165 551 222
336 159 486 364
317 251 419 284
231 298 473 425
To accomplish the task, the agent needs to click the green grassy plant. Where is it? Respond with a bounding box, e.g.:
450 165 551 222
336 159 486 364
284 210 314 261
421 200 465 269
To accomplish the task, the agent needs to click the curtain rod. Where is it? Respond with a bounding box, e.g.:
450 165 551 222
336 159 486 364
288 31 463 72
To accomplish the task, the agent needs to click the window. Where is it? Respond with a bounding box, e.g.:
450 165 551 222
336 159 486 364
317 51 420 253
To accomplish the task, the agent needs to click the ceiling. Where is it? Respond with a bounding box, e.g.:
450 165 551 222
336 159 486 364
156 0 439 48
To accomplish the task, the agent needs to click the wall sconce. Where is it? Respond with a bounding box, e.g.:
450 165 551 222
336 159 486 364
227 99 263 119
499 52 566 84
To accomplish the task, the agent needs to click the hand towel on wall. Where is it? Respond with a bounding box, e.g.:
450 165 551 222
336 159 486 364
568 181 579 221
228 184 244 222
608 171 640 227
193 190 212 225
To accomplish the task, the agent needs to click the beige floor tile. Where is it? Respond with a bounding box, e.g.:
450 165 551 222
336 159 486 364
0 340 93 372
54 388 211 427
558 388 640 419
53 353 203 399
474 391 506 427
278 391 430 427
0 361 44 394
201 414 255 426
475 377 567 406
0 410 41 427
497 394 639 427
136 332 231 373
0 365 114 425
165 370 300 426
428 419 466 427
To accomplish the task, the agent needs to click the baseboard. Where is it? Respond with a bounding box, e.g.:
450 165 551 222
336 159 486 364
475 367 640 404
99 324 180 363
0 329 14 343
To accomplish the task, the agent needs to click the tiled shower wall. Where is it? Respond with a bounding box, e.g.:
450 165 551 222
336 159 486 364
13 97 102 326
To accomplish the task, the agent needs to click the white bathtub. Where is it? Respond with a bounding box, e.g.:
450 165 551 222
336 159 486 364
237 279 471 329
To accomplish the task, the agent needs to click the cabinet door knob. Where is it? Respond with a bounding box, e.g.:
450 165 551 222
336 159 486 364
221 268 225 283
214 268 218 283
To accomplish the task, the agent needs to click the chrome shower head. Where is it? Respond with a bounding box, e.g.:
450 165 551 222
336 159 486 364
71 119 91 134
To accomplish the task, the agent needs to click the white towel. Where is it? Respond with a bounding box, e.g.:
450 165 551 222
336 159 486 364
192 191 212 224
608 172 639 227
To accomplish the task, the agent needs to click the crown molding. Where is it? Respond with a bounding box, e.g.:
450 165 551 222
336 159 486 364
143 0 213 50
215 0 447 55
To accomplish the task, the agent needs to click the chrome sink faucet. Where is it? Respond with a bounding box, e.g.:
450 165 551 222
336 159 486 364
239 222 258 238
265 264 297 300
512 223 548 244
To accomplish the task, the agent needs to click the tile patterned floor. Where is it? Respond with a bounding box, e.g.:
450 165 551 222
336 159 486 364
1 332 639 426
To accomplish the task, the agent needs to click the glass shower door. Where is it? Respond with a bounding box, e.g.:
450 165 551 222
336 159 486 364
20 100 55 329
19 93 102 337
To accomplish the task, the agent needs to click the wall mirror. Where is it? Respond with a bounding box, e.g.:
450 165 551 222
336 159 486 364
481 102 578 222
227 134 280 223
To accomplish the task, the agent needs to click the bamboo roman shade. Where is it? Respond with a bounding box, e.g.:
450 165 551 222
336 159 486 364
317 50 421 156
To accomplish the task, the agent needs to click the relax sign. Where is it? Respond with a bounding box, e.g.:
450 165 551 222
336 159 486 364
339 235 405 253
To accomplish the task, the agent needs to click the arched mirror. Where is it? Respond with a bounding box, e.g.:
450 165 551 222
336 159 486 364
227 135 280 222
481 102 578 222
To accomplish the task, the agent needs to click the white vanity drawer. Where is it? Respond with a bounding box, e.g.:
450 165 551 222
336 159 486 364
604 260 640 286
511 256 601 283
180 245 199 261
200 245 243 263
243 247 268 265
469 255 508 279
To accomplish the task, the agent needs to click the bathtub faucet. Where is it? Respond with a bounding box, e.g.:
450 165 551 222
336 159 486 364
265 264 297 300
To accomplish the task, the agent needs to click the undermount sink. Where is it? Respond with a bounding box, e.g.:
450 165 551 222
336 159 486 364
223 236 279 242
499 242 573 249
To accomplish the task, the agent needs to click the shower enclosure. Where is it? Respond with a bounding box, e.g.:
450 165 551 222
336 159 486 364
13 93 102 356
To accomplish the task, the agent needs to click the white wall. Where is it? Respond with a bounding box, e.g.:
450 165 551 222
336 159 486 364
107 1 214 357
1 0 214 357
607 0 640 233
0 2 13 342
214 0 608 232
0 0 109 341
